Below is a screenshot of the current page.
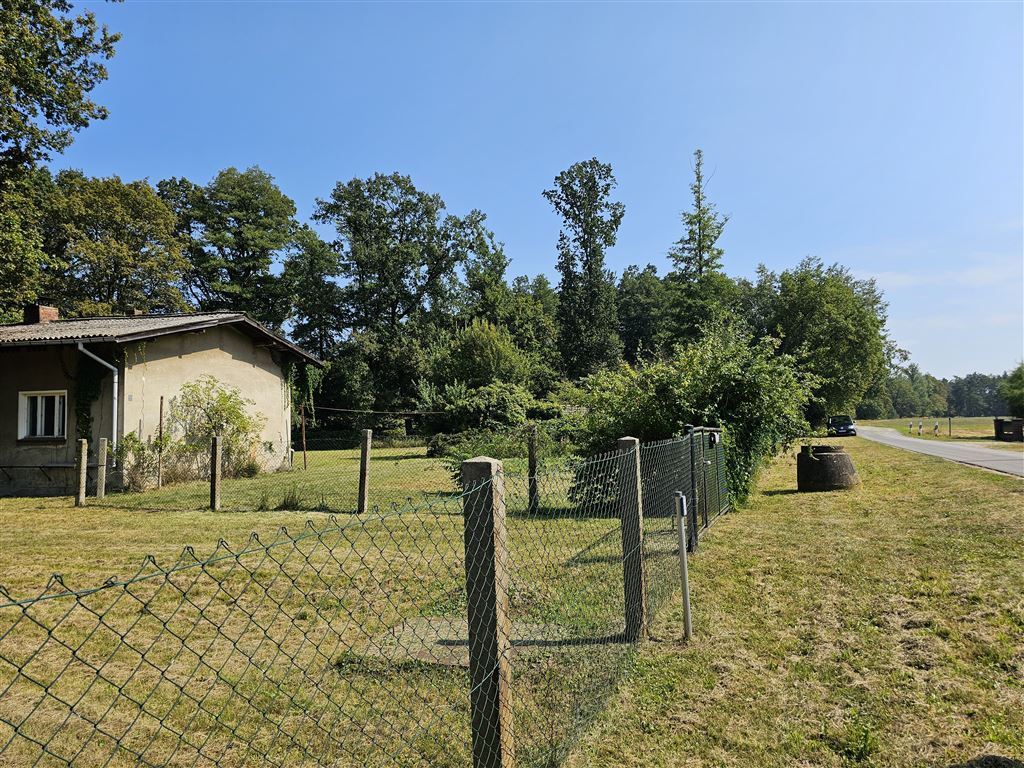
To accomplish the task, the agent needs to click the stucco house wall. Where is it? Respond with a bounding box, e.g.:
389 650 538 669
122 326 292 469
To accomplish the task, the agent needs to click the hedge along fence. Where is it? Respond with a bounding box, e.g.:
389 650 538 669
0 431 729 767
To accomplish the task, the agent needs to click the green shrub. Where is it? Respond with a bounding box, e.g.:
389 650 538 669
164 375 269 480
113 431 162 491
417 380 533 433
432 319 532 389
427 423 573 480
569 324 813 502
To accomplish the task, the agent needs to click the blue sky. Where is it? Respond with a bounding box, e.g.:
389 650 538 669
60 1 1023 378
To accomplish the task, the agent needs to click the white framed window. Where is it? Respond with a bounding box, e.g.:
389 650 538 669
18 391 68 439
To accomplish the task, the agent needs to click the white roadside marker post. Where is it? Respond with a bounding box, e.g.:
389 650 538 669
674 491 693 642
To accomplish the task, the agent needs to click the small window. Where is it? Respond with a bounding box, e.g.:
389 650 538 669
19 391 67 439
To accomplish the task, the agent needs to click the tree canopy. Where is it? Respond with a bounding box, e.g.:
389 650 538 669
40 171 187 316
544 158 624 379
0 0 118 180
158 167 297 329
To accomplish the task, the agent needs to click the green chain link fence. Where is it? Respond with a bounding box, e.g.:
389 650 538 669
0 430 729 767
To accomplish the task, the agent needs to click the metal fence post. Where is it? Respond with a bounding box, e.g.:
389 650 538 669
527 423 539 514
96 438 107 500
210 435 221 511
461 456 515 768
157 395 164 488
75 438 88 507
674 491 693 642
685 426 699 552
617 436 647 642
358 429 372 514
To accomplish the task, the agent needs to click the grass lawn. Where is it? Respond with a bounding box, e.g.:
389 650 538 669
861 416 1024 452
0 447 659 767
569 437 1024 767
102 445 464 514
3 438 1019 766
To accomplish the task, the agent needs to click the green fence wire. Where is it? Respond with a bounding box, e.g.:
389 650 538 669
0 432 730 767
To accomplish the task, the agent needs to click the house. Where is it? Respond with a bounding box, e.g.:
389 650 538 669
0 305 321 496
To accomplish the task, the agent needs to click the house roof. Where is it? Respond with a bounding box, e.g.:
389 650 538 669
0 312 322 366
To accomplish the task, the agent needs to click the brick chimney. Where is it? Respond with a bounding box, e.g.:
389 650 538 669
23 304 59 324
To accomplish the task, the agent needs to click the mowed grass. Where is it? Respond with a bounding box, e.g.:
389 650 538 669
0 447 459 595
861 416 1024 452
104 446 463 514
568 438 1024 767
0 447 647 767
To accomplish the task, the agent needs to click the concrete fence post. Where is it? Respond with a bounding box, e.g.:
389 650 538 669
358 429 372 514
75 439 88 507
527 423 540 514
96 438 108 500
674 491 693 642
210 435 222 511
617 436 647 642
461 456 515 768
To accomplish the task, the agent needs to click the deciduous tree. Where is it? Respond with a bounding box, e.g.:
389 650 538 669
158 167 297 328
750 257 887 425
0 0 118 180
617 264 667 363
41 171 187 316
543 158 624 378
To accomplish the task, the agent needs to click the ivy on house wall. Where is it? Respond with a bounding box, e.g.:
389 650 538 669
74 357 107 440
282 360 327 423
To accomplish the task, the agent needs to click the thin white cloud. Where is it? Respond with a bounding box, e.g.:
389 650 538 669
854 255 1021 291
908 312 1019 332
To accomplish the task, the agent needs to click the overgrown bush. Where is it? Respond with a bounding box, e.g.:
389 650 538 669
431 319 532 390
417 380 533 433
427 422 573 480
568 324 814 502
113 431 164 491
113 377 270 489
163 376 268 480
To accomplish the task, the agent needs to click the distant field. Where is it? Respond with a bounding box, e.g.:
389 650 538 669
860 416 1024 451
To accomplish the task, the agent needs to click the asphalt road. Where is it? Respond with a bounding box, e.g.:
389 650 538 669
857 426 1024 477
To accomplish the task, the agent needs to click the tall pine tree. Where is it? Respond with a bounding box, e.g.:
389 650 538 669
665 149 735 343
543 158 624 379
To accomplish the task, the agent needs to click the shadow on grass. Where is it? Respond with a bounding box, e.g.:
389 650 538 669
437 633 629 649
761 489 800 496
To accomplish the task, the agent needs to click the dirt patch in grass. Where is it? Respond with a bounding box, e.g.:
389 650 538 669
568 438 1024 767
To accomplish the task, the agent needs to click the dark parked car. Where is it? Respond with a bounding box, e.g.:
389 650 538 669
827 415 857 437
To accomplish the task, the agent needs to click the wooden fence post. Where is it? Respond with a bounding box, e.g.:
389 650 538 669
674 491 693 642
461 456 515 768
617 436 647 642
96 438 107 500
527 423 539 514
75 438 88 507
358 428 372 514
210 435 221 511
157 395 164 488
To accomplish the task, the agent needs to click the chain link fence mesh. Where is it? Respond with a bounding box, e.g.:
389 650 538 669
1 431 729 767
